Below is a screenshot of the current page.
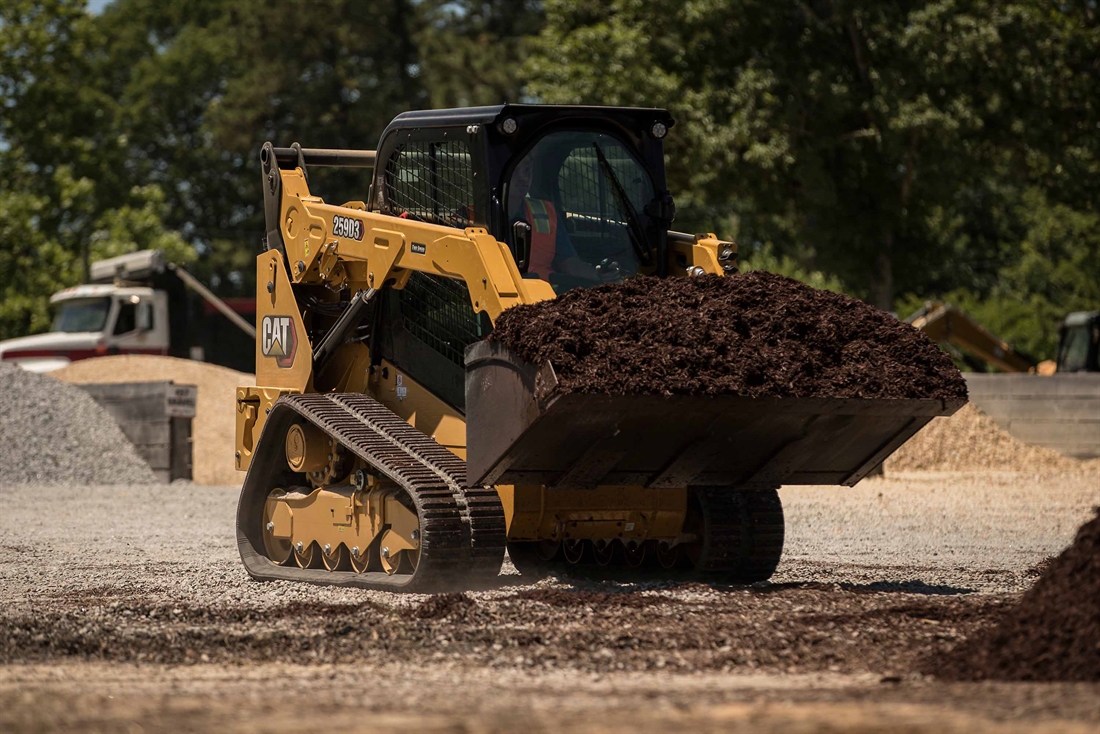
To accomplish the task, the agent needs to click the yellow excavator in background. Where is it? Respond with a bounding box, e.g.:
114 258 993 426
908 301 1100 375
906 301 1035 373
234 104 963 592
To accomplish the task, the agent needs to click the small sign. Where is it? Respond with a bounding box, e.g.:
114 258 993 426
165 385 197 418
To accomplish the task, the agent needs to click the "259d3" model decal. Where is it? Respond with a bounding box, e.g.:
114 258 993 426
332 214 364 241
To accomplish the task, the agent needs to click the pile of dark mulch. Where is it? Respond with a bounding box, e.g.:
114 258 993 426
490 272 967 400
931 510 1100 681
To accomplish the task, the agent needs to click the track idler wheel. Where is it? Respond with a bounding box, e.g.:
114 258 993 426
562 538 586 565
623 540 647 568
294 540 319 569
655 540 680 570
381 542 419 576
593 539 619 566
262 490 294 566
348 542 376 574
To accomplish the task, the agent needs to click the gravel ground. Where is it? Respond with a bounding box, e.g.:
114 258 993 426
0 363 155 486
1 470 1097 731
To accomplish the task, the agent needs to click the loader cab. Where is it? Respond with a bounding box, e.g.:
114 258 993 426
504 128 663 292
372 104 675 291
370 104 675 410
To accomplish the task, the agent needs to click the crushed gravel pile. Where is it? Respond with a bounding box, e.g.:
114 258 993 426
0 363 156 486
885 404 1099 475
491 272 967 400
53 355 254 486
934 510 1100 681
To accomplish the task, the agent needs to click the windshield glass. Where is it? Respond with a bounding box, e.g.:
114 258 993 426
507 130 657 293
51 297 112 333
1058 324 1091 372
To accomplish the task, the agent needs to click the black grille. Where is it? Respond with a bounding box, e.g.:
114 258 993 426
400 272 486 366
384 141 475 228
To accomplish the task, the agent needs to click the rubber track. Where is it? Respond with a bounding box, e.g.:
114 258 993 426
509 489 785 584
691 487 785 583
236 393 505 592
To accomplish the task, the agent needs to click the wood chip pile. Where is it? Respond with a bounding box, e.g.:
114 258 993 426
885 403 1100 475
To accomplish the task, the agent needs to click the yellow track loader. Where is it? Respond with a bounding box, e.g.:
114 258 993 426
235 104 962 591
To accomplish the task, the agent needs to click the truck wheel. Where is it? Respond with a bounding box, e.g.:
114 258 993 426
684 487 785 583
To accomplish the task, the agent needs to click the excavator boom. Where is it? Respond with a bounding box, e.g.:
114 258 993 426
908 301 1034 373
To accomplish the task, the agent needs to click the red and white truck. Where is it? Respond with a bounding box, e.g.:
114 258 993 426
0 250 255 373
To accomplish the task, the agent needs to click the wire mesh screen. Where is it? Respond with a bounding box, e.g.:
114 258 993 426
557 142 653 264
399 271 485 366
384 141 475 227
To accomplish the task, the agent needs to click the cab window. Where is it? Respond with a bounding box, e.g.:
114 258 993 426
51 297 112 333
506 130 657 293
383 140 475 227
114 301 137 335
1058 325 1091 372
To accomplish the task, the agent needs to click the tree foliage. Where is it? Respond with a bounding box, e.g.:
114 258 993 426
526 0 1100 321
0 0 1095 362
0 0 190 338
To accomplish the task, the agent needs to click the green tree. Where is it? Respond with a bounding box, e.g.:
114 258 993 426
3 0 547 338
900 187 1100 362
90 0 429 294
417 0 544 108
526 1 1100 310
0 0 194 338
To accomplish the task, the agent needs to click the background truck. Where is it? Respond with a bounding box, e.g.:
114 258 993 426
0 250 255 373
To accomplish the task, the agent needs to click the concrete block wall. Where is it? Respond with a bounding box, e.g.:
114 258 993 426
77 381 196 482
965 373 1100 459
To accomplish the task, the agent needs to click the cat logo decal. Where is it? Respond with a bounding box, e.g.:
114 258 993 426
261 315 298 368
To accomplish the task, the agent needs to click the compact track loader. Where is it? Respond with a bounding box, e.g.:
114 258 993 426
235 104 962 590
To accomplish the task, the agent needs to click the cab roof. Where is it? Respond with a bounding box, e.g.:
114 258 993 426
1065 311 1100 327
385 104 673 132
50 284 155 303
